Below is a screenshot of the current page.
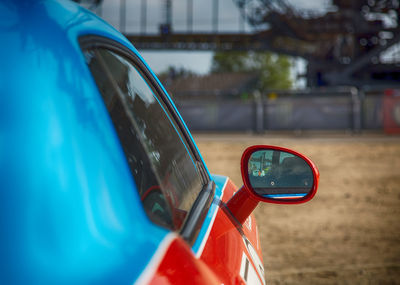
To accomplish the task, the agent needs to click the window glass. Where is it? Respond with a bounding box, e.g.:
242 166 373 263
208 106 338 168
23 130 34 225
249 150 273 177
279 152 295 163
83 48 203 230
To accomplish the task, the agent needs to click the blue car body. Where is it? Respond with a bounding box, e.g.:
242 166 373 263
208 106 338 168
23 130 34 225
0 0 215 283
0 1 298 284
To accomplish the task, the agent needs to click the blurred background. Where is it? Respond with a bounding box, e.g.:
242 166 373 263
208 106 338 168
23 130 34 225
76 0 400 135
76 0 400 283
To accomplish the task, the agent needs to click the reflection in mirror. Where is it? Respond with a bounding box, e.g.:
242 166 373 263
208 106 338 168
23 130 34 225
248 150 313 199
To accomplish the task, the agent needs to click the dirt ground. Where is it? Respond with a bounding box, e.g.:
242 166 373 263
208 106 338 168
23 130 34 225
194 133 400 285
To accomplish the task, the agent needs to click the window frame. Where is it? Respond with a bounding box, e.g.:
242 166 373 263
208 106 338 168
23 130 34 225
79 35 215 245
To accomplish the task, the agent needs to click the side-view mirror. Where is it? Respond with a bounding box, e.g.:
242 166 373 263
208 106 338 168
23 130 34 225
226 145 319 224
243 145 319 203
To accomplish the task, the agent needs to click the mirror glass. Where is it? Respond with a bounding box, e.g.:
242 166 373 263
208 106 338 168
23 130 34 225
247 150 313 199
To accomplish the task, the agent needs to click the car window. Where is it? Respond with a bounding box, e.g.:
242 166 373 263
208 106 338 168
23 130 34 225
83 48 204 231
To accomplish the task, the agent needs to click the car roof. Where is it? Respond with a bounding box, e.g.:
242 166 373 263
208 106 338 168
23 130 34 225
0 0 169 283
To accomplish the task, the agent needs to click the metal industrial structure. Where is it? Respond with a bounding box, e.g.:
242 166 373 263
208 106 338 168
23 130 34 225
234 0 400 87
75 0 400 88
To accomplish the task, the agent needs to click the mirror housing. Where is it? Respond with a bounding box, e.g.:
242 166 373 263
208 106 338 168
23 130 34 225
226 145 319 224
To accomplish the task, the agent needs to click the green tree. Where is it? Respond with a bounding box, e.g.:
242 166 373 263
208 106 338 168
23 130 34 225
211 51 293 90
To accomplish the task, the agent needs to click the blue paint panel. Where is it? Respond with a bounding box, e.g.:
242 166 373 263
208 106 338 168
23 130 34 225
192 175 228 254
0 0 168 283
264 193 307 198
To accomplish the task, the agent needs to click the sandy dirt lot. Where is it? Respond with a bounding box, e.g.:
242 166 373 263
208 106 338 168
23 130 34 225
194 133 400 285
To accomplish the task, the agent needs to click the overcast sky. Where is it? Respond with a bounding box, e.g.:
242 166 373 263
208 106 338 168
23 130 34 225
94 0 332 87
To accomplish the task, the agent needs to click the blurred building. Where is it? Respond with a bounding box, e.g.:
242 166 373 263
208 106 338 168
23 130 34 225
76 0 399 88
161 72 259 99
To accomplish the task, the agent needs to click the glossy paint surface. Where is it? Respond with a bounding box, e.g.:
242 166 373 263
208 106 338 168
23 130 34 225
0 0 268 284
140 177 265 285
226 186 260 224
148 236 220 284
0 0 168 283
200 178 266 285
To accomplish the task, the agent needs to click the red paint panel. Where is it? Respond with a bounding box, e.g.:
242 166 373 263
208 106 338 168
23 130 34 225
223 180 263 257
383 89 400 134
224 180 264 260
200 179 265 285
221 179 238 203
147 178 265 285
226 186 260 224
150 238 220 285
